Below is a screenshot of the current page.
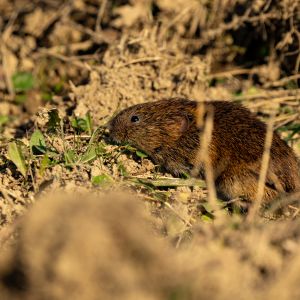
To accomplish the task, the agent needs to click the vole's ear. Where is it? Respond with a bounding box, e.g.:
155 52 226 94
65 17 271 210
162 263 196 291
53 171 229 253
177 114 194 133
167 114 194 139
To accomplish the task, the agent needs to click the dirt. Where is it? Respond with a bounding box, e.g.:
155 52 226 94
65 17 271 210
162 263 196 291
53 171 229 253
0 0 300 299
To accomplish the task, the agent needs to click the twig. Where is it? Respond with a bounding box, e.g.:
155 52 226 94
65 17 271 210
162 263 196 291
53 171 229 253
234 89 300 102
264 74 300 88
206 67 260 79
274 114 299 130
95 0 107 33
248 96 300 108
116 57 162 68
37 49 93 70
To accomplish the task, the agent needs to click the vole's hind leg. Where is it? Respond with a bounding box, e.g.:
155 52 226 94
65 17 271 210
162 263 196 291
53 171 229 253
215 167 280 203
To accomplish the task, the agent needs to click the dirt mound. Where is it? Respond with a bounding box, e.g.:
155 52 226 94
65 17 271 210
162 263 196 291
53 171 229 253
0 191 257 300
1 191 300 300
0 191 181 300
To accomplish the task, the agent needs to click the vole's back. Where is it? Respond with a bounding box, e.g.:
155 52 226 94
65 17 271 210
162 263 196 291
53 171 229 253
208 101 300 201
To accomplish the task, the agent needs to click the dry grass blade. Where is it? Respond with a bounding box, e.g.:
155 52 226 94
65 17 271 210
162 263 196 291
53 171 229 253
264 74 300 87
128 176 206 188
206 67 259 79
116 56 162 68
37 49 93 70
95 0 107 32
247 112 275 222
192 103 218 212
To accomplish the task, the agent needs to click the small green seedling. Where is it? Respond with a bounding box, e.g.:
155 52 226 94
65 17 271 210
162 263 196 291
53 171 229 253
46 109 61 133
7 141 28 177
30 130 47 155
92 174 113 186
71 112 93 135
12 72 35 92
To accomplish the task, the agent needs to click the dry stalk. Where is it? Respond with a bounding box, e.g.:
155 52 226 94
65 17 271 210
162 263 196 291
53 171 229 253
206 67 260 79
95 0 107 32
192 103 218 213
37 49 93 70
235 89 300 101
116 56 162 68
264 74 300 88
247 113 275 223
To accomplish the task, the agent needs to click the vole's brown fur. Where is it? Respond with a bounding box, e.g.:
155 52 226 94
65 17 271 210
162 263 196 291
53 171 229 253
109 98 300 203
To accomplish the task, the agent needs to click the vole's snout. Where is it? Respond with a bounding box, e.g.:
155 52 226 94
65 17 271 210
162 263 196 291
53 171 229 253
106 118 114 131
106 118 125 144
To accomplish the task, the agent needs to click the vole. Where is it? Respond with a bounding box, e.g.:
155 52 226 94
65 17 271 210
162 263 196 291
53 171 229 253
108 98 300 203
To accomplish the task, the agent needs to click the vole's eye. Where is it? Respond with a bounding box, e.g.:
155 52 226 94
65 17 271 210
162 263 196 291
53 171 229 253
131 115 140 123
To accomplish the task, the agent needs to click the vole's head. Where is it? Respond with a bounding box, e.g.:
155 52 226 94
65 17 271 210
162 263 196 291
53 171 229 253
108 98 198 155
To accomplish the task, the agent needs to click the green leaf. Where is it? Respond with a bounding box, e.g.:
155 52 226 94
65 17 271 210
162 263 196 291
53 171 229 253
95 142 107 156
12 72 34 92
88 127 102 146
71 112 93 134
7 142 27 177
71 117 87 132
30 130 47 155
136 150 148 158
64 150 77 166
39 154 50 176
92 174 113 186
42 92 52 102
118 163 128 177
124 144 136 152
85 112 93 135
54 82 63 93
79 146 97 164
201 202 213 213
0 115 9 127
180 172 190 179
201 215 213 222
46 109 61 133
15 94 27 104
286 80 298 90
